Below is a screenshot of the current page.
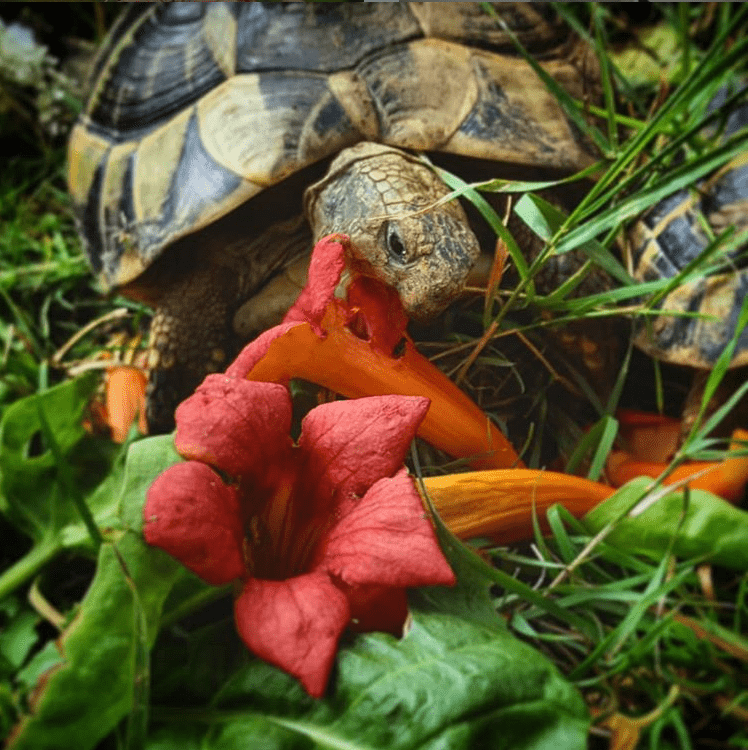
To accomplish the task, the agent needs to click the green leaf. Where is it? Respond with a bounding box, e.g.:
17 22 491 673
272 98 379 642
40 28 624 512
13 642 63 695
7 431 187 750
7 532 183 750
584 478 748 569
1 373 97 540
196 608 588 750
0 599 39 672
410 506 508 631
0 376 125 598
145 726 204 750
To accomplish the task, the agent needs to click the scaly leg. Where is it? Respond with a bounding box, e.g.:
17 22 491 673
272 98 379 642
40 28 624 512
145 262 237 433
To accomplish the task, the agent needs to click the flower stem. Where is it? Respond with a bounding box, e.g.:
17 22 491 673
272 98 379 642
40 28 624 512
0 540 59 600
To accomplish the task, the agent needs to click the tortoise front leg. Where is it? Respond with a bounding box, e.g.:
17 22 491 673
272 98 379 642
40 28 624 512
145 263 237 433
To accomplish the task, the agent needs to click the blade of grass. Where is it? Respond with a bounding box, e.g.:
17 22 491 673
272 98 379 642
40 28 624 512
564 415 619 479
681 295 748 450
555 132 748 255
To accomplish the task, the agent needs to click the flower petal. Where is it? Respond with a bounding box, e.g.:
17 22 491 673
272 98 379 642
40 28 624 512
297 395 429 511
175 375 292 479
343 274 410 355
234 572 349 698
283 234 347 332
320 468 456 588
226 321 302 380
144 462 245 585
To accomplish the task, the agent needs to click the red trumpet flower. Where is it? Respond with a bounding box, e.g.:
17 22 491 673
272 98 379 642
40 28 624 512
144 381 454 697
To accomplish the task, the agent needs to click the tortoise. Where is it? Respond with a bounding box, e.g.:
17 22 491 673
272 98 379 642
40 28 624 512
68 1 600 431
69 2 747 434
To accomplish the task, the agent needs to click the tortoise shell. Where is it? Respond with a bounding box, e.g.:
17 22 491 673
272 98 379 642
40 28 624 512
68 1 596 291
627 94 748 369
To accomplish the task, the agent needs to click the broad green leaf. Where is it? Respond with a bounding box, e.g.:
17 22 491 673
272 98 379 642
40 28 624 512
0 599 38 672
145 726 204 750
196 608 588 750
0 373 100 541
584 478 748 569
0 376 125 597
13 642 63 696
7 430 188 750
7 532 182 750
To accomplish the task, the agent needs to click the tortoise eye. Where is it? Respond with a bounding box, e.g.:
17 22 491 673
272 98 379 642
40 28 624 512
386 224 407 263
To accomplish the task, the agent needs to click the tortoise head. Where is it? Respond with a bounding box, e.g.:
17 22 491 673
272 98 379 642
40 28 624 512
304 143 480 320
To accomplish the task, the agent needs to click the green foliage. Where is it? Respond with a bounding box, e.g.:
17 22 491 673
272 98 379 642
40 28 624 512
3 437 589 750
0 376 125 599
8 533 183 750
197 609 588 750
585 478 748 570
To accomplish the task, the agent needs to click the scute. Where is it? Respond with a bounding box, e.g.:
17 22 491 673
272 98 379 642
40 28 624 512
410 2 562 52
445 51 593 168
86 3 231 140
634 274 748 369
629 143 748 368
233 2 422 74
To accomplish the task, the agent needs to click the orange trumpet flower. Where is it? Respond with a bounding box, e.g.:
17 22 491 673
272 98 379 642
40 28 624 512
423 469 614 543
607 410 748 503
228 235 522 470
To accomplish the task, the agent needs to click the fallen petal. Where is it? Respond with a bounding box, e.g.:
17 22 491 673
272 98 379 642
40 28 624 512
607 428 748 503
105 366 148 443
